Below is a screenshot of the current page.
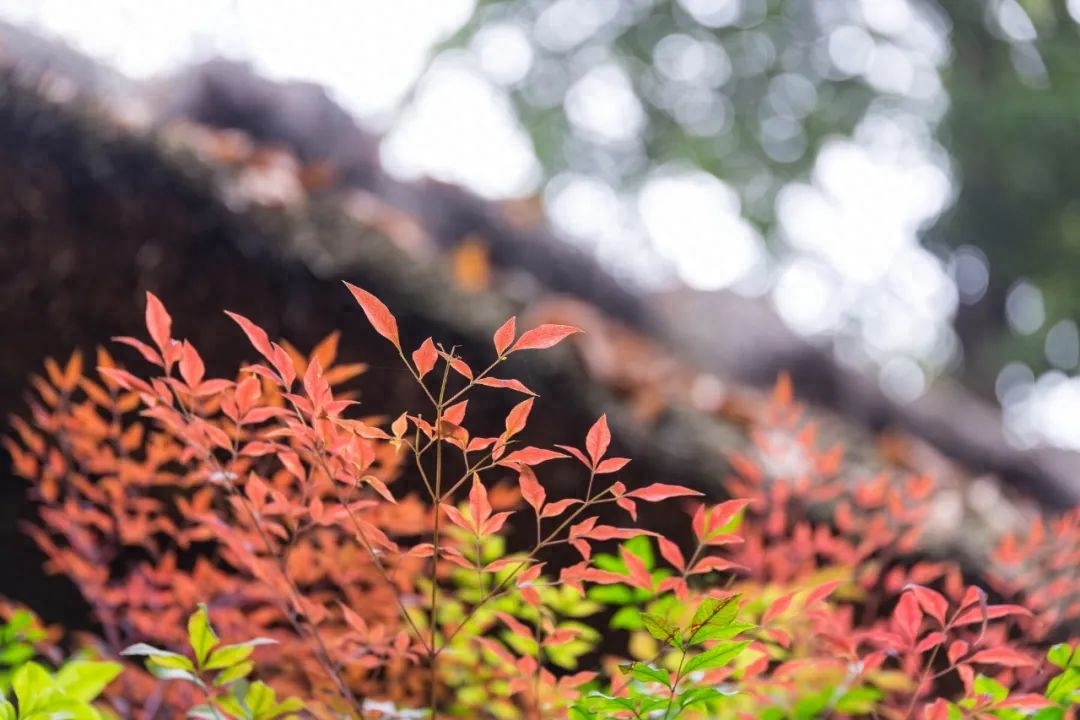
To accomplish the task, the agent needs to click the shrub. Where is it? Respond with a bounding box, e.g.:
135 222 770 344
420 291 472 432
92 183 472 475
0 608 121 720
5 283 1079 718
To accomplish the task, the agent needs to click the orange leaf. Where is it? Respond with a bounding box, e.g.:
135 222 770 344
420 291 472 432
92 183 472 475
626 483 704 502
585 415 610 466
966 646 1035 668
893 592 922 644
493 316 516 356
510 324 581 352
179 341 205 389
476 377 536 396
518 467 545 513
657 537 685 573
504 398 534 437
344 282 401 350
145 292 172 353
412 338 438 379
225 311 274 361
596 457 630 474
444 400 468 427
772 372 793 406
905 585 949 628
499 447 567 467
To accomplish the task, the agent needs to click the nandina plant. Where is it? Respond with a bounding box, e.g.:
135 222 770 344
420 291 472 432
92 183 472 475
6 284 707 718
7 283 1080 719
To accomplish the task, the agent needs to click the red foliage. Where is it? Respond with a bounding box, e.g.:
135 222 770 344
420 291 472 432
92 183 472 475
5 290 1078 719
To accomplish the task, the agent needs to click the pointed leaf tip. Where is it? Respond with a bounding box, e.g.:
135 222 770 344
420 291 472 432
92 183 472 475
509 324 582 352
344 282 400 350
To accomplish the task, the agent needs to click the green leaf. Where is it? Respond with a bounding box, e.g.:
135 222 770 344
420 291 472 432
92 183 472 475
691 595 740 631
610 606 645 631
204 639 277 671
677 684 734 709
120 644 190 663
214 660 254 687
0 699 14 720
641 614 679 644
12 662 56 714
682 641 750 676
687 620 755 645
188 605 220 668
146 665 202 685
628 663 671 689
972 674 1008 703
52 660 123 701
1048 643 1075 670
587 585 634 605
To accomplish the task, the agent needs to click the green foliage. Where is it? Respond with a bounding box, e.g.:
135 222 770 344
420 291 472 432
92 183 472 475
572 594 751 720
122 605 303 720
0 612 45 693
0 660 121 720
0 612 120 720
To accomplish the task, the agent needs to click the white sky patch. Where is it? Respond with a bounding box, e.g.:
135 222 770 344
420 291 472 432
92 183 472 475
638 170 765 292
1005 373 1080 450
381 55 541 198
471 22 534 87
0 0 474 122
565 63 646 144
776 114 956 377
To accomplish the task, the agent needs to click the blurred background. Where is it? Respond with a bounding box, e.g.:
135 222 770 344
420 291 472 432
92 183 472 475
1 0 1078 451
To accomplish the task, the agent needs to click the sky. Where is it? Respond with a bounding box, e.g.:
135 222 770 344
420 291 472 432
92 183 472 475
0 0 1074 450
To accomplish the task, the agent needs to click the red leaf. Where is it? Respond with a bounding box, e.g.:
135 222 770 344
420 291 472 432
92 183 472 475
444 400 468 427
225 311 274 361
952 604 1032 627
112 336 163 367
620 546 653 591
540 498 581 519
763 592 795 624
893 592 923 644
915 631 946 654
689 556 746 575
445 355 473 380
476 377 537 396
626 483 704 502
469 475 492 526
924 699 951 720
179 341 205 388
804 580 842 607
441 503 474 534
695 499 751 539
905 585 949 628
995 694 1055 710
499 447 567 467
493 316 516 356
504 398 534 437
555 444 591 468
518 467 545 513
581 525 648 541
596 457 630 474
344 282 400 350
510 324 582 352
657 537 686 572
773 372 793 406
145 292 172 353
412 338 438 379
585 415 610 466
966 646 1036 668
947 640 969 665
